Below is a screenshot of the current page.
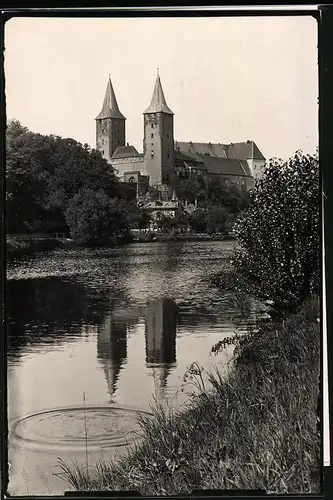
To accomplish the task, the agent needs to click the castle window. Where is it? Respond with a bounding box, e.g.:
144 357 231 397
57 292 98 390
151 123 154 129
151 133 154 138
151 151 154 159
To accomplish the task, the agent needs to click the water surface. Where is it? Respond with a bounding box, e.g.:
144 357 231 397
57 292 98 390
7 241 266 495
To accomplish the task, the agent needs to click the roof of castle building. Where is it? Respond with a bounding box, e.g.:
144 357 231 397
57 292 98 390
174 150 205 165
112 145 142 159
96 76 126 120
224 141 265 161
175 140 265 161
144 73 174 115
175 141 228 158
174 149 252 177
202 157 252 177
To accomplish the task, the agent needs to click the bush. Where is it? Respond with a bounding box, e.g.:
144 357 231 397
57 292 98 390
233 151 319 312
6 120 120 236
65 189 129 245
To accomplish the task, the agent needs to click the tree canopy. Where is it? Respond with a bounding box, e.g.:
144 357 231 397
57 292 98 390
233 150 319 311
6 120 123 239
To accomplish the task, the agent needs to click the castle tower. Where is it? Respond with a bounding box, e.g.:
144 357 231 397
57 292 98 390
143 71 175 187
95 76 126 161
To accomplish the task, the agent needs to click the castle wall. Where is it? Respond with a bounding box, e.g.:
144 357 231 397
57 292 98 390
111 156 145 178
246 159 266 180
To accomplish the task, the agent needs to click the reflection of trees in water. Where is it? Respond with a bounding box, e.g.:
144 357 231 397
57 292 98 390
150 242 185 274
176 293 264 332
6 276 127 359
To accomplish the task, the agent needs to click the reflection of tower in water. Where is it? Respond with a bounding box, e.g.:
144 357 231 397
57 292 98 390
145 299 177 393
97 315 127 399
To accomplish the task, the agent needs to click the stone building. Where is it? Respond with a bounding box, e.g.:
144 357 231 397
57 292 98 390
95 72 266 192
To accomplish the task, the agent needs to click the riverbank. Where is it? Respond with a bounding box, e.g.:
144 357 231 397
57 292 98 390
58 295 320 495
6 236 73 256
131 231 236 243
6 232 236 256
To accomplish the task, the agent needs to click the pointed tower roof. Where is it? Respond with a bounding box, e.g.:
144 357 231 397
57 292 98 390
144 71 173 115
171 188 178 202
96 76 126 120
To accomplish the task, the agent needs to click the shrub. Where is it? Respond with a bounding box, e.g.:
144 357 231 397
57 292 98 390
233 151 319 312
65 189 129 245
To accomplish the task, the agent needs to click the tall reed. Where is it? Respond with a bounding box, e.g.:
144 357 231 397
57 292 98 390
83 392 89 482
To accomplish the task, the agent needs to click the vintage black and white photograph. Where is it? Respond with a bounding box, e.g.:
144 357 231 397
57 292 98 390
5 12 320 496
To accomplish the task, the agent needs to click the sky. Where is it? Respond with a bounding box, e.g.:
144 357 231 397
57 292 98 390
5 14 318 161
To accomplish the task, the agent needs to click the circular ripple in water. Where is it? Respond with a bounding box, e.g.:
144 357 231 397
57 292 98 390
11 406 151 452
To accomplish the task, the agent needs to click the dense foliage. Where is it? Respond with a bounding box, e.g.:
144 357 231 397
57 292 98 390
176 177 249 213
6 120 126 241
233 150 319 311
65 189 130 244
6 120 251 244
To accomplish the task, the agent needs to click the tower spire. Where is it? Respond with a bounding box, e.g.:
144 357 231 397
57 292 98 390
144 71 173 115
96 76 126 120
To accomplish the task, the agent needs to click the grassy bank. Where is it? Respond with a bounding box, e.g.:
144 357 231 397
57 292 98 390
6 236 66 256
6 237 31 253
58 295 320 495
6 234 131 256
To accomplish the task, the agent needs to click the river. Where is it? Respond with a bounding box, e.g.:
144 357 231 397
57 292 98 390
6 240 266 495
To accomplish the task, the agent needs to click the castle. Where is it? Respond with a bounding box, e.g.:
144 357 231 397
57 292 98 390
95 71 266 194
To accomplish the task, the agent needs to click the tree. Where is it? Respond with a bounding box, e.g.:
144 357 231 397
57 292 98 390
176 178 206 204
126 205 152 231
174 212 190 232
233 150 319 312
65 189 130 245
137 210 152 232
6 120 120 235
6 120 51 232
189 209 207 232
206 205 228 234
156 212 176 233
147 186 160 202
46 137 119 210
206 178 250 213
